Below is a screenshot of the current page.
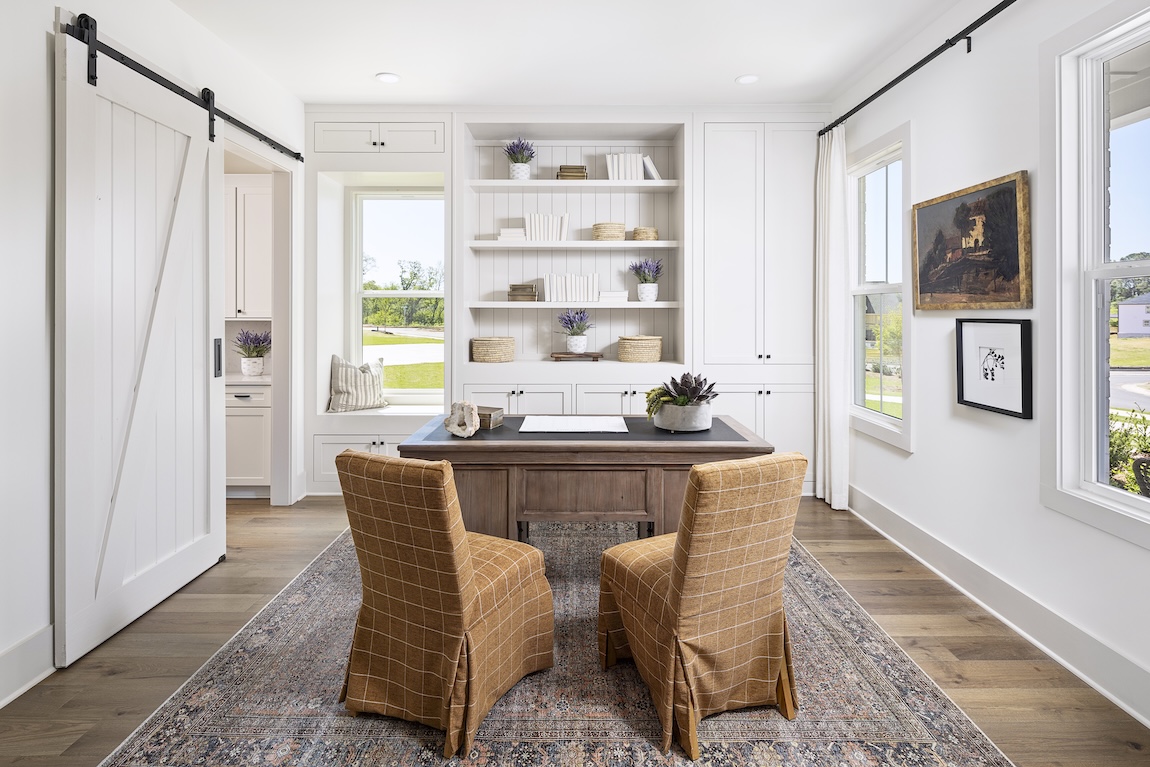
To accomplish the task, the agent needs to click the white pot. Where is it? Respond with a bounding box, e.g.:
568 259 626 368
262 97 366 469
240 357 265 377
510 162 531 180
653 402 712 432
566 335 588 354
637 283 659 302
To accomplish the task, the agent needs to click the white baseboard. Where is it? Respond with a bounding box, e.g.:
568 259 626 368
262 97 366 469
849 486 1150 729
0 625 54 709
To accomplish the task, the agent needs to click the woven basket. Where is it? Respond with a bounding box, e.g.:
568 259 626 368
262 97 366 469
618 335 662 362
592 222 626 241
632 226 659 241
470 337 515 363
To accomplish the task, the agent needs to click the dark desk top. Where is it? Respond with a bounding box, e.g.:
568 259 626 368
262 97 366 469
401 414 773 453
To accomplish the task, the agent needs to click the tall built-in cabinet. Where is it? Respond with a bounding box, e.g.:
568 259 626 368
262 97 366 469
693 119 821 491
455 117 692 409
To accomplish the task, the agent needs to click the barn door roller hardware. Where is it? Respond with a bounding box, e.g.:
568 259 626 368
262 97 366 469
62 14 303 163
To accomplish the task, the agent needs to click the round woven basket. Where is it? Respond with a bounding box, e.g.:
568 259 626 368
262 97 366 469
592 222 626 241
617 335 662 362
470 337 515 363
632 226 659 241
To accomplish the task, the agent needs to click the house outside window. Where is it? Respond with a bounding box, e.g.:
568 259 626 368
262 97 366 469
848 138 912 452
351 191 445 405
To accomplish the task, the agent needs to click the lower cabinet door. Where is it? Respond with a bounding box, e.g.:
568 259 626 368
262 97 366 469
226 407 271 485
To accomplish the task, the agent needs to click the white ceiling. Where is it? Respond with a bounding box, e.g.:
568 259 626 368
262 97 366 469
169 0 967 106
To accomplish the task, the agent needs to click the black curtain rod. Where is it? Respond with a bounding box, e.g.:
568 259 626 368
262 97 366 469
819 0 1021 136
63 14 304 163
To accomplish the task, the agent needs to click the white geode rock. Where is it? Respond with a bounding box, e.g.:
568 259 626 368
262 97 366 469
444 401 480 438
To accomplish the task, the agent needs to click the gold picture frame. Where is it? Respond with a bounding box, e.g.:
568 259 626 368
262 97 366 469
911 170 1031 310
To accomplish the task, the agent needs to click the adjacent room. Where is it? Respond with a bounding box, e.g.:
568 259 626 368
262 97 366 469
3 0 1150 764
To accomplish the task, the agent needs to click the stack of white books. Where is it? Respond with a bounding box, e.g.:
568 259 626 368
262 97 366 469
604 154 661 181
525 213 569 241
543 273 600 302
598 290 629 302
497 227 526 241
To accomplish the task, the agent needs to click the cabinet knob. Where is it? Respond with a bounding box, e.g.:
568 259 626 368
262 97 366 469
237 308 244 314
757 390 763 395
518 390 524 395
371 141 378 146
631 390 637 395
765 390 772 395
509 390 516 396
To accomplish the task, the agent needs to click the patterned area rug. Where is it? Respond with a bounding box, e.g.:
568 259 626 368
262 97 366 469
100 523 1014 766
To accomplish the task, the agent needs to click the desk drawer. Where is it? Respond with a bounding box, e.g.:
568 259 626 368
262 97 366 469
522 469 647 514
225 385 272 408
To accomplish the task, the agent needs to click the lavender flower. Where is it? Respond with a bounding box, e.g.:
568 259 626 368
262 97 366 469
556 308 593 336
503 137 536 164
233 329 271 358
628 258 663 284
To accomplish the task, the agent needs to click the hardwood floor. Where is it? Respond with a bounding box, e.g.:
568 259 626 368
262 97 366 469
0 497 1146 766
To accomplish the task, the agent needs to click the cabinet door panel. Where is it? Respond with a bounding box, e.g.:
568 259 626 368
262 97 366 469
313 122 379 152
762 390 815 484
577 384 632 415
237 188 273 318
226 408 271 485
518 384 572 414
764 126 818 364
703 123 764 364
462 385 516 413
711 385 763 435
378 122 445 153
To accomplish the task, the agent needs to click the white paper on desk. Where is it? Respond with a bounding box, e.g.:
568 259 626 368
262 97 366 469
519 415 628 433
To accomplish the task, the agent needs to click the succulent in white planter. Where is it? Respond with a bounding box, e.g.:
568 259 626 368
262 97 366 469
646 372 718 431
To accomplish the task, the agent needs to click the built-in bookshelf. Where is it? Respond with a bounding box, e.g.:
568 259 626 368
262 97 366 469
456 119 688 375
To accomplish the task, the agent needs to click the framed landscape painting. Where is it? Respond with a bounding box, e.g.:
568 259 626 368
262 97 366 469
955 318 1032 419
912 171 1031 310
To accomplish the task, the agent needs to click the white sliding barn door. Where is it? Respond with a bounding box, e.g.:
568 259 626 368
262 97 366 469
53 18 225 666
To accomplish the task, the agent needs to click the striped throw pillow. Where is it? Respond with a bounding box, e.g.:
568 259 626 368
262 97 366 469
327 355 386 412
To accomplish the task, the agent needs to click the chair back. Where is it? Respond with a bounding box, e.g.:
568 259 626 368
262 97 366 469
335 450 476 640
669 452 807 624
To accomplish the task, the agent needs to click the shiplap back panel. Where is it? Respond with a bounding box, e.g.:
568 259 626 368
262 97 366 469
465 138 681 362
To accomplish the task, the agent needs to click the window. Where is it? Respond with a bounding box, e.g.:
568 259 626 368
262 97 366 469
848 137 912 451
1047 11 1150 550
351 191 445 405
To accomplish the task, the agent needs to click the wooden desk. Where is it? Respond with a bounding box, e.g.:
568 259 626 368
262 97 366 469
398 415 774 540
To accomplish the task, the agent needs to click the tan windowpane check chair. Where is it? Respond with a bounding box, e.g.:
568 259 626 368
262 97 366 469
335 450 555 758
598 451 807 760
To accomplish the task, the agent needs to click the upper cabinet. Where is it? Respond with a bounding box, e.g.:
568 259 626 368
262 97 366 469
697 121 819 367
456 117 689 380
314 122 445 153
225 175 273 320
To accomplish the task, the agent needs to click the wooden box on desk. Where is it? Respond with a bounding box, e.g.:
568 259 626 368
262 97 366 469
477 406 504 429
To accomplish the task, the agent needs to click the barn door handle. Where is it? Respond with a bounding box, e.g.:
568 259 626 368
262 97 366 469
213 338 222 378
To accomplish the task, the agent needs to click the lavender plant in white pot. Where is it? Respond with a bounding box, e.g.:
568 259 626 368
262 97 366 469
234 329 271 377
629 257 663 302
504 137 535 180
557 308 593 354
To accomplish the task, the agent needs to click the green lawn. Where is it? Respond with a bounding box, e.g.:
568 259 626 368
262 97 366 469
363 330 442 346
1110 336 1150 367
384 362 444 389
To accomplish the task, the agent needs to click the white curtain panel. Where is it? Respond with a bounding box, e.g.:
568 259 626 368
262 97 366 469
814 126 850 510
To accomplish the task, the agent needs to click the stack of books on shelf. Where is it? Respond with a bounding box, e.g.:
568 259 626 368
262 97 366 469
556 164 588 180
599 290 629 302
525 213 569 241
604 154 661 180
543 273 600 302
507 283 538 302
497 227 526 241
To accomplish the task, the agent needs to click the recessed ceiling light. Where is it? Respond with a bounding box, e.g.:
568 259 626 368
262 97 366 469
375 72 401 84
735 74 759 85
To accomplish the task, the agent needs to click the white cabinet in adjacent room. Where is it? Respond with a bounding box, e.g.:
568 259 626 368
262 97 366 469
462 383 572 415
225 175 273 319
576 383 660 415
699 122 819 367
313 122 445 153
226 385 272 486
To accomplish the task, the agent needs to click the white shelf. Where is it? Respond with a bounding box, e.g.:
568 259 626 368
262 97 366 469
470 240 678 250
470 179 680 193
469 301 679 309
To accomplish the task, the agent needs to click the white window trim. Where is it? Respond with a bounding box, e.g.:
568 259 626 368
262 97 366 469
1043 6 1150 552
348 188 446 408
847 126 914 453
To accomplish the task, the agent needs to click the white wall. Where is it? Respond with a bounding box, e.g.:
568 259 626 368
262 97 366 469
0 0 303 706
839 0 1150 724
